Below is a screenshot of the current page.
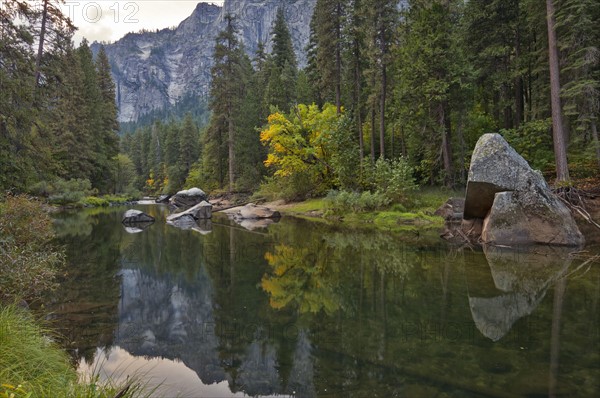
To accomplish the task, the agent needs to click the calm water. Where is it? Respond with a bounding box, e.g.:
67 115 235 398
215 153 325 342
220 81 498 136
47 205 600 397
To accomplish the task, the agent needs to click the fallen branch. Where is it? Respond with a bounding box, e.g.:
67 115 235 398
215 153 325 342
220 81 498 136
554 187 600 231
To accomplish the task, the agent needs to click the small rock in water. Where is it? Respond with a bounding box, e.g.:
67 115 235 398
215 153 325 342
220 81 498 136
122 209 155 225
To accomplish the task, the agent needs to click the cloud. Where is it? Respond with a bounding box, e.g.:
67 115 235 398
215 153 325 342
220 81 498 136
61 1 210 44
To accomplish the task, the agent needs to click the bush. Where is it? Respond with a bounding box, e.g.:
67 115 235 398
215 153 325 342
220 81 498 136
501 119 554 171
81 196 110 207
0 195 65 302
256 173 324 202
325 190 391 214
30 178 94 205
365 157 418 204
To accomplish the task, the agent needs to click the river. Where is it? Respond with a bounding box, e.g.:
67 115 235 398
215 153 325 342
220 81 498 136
47 204 600 397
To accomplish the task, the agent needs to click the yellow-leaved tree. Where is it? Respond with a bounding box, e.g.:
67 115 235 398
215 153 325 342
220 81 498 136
259 103 342 198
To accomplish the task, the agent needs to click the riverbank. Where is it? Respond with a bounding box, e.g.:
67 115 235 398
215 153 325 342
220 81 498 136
264 187 456 233
0 305 152 398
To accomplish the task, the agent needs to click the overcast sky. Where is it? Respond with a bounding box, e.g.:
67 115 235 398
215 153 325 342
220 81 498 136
57 1 222 44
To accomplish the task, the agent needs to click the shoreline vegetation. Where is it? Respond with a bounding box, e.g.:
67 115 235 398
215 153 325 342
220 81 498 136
0 195 152 398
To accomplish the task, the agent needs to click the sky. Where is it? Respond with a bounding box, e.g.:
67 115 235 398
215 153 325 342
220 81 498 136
54 1 223 44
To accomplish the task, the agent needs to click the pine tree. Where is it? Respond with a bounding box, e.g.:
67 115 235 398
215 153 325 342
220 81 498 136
34 0 75 86
394 0 464 186
271 8 297 71
311 0 345 113
557 0 600 168
363 0 397 159
265 8 298 111
203 15 247 192
546 0 569 182
95 45 120 189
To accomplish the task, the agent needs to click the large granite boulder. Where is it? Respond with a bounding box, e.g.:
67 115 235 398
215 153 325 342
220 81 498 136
170 188 208 209
122 210 155 225
463 133 584 247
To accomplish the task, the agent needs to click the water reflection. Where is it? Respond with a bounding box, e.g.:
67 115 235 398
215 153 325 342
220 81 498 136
469 245 572 341
48 207 600 397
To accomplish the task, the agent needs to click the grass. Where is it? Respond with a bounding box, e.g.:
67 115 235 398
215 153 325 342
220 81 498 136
275 187 462 233
0 305 154 398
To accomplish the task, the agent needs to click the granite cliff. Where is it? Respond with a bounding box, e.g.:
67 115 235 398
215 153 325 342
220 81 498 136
91 0 316 123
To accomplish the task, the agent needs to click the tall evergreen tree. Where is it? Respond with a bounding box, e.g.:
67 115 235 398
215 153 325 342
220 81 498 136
310 0 345 113
363 0 397 159
394 0 465 186
546 0 570 182
265 8 298 111
203 15 247 192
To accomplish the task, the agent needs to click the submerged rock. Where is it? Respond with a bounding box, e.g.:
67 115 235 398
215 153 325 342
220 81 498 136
122 209 155 225
461 133 584 247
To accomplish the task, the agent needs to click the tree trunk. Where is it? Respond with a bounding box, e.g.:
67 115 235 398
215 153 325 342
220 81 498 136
591 119 600 170
439 102 453 187
335 1 342 114
355 48 364 165
379 14 387 159
379 64 386 159
228 100 234 193
546 0 570 183
514 25 524 128
35 0 49 86
370 108 376 163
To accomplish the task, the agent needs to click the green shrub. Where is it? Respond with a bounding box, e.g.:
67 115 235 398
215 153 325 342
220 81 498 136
30 178 94 205
0 195 65 302
325 190 391 214
364 157 418 204
501 119 554 171
82 196 110 207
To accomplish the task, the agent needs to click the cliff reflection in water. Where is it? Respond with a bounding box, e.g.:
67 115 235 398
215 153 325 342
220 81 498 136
48 207 600 397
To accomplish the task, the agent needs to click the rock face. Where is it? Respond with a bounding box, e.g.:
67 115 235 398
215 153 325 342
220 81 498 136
122 209 155 224
463 133 584 247
170 188 208 209
91 0 317 123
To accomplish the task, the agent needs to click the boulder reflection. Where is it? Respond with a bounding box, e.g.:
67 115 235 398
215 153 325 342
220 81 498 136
469 245 572 341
